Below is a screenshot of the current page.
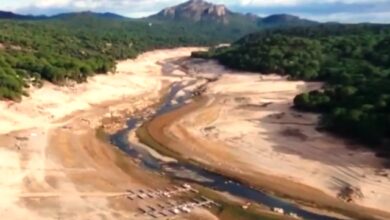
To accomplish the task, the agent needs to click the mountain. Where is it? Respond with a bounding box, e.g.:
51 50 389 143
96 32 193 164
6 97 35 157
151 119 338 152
260 14 317 26
0 11 44 20
0 10 126 21
148 0 317 28
148 0 253 24
51 11 127 20
145 0 263 42
0 11 26 19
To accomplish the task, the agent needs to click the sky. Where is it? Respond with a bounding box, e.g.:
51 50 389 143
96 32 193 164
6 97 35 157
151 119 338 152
1 0 390 23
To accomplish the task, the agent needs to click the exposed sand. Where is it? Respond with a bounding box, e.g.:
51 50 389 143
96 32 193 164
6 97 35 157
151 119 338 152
0 48 205 134
4 46 390 219
147 60 390 219
0 48 217 220
202 75 390 210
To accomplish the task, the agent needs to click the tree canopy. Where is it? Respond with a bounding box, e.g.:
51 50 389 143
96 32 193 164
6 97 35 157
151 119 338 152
0 14 255 100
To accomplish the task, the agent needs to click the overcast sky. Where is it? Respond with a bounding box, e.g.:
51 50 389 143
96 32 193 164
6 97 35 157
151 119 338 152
2 0 390 23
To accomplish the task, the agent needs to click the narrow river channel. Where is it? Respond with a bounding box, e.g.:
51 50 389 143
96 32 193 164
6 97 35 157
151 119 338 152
110 79 341 220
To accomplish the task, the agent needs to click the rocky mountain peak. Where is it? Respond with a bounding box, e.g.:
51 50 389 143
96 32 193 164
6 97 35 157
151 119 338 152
149 0 316 27
153 0 231 23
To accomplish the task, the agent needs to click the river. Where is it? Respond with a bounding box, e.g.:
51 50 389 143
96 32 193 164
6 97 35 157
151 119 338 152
110 77 341 220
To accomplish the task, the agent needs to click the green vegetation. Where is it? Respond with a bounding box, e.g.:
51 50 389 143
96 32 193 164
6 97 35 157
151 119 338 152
0 14 256 100
193 24 390 156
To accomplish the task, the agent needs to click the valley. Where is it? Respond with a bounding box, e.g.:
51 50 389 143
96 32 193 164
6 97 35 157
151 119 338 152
0 0 390 219
1 44 390 219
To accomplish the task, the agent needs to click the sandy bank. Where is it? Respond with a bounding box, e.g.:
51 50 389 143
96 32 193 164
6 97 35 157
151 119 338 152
0 47 218 220
0 47 204 135
145 60 390 219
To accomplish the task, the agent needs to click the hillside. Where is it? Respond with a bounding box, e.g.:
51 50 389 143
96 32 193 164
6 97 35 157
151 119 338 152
1 0 315 102
0 1 253 101
0 14 236 100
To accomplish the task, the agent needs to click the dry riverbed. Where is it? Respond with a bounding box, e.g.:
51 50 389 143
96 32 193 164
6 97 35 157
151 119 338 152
0 48 220 220
2 47 390 220
144 59 390 220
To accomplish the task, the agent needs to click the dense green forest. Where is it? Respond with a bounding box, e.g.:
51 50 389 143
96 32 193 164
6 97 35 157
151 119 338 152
193 24 390 156
0 14 255 100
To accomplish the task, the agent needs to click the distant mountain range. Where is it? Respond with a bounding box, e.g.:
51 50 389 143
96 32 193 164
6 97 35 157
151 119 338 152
259 14 317 27
0 11 41 20
0 0 316 28
0 10 125 20
50 11 126 20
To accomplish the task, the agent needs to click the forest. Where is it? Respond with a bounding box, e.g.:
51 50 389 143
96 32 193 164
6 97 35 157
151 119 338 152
193 24 390 156
0 14 253 100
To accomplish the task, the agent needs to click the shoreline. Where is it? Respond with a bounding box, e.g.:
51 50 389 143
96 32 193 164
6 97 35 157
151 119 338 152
0 47 222 220
139 72 390 220
0 47 203 135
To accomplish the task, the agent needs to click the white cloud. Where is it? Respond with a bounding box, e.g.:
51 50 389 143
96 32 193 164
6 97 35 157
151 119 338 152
7 0 185 16
35 0 71 8
31 0 183 9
